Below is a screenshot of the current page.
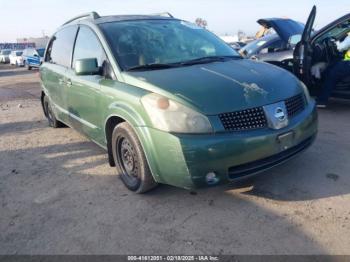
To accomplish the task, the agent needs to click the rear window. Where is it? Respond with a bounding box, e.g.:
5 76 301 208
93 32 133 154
47 26 77 67
16 51 23 56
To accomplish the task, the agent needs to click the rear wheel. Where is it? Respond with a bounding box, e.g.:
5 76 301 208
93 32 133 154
43 96 64 128
112 122 157 193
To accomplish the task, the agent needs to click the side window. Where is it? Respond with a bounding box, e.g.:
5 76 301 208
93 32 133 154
259 39 284 54
49 26 77 67
72 26 107 68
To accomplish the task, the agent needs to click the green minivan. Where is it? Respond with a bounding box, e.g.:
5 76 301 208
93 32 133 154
40 12 318 193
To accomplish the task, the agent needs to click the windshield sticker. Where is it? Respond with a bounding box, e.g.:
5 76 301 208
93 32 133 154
180 21 202 29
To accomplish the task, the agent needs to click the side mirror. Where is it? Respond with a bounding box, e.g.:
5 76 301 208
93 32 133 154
34 54 38 57
74 58 100 76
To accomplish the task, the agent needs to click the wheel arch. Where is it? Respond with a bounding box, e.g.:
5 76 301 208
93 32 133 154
104 108 160 183
105 115 125 167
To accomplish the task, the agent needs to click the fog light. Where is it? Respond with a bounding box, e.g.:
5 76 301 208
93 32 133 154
206 172 219 185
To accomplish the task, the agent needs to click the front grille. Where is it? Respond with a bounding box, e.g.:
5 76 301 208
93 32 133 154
219 93 306 132
228 135 315 179
219 107 267 132
285 94 305 117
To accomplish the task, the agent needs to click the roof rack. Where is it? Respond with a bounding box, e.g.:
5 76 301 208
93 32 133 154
149 12 174 18
62 12 100 26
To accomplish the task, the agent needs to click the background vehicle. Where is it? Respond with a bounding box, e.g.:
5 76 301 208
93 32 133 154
294 6 350 99
220 36 247 51
40 12 317 193
0 49 11 63
9 50 24 66
240 18 304 71
22 48 45 70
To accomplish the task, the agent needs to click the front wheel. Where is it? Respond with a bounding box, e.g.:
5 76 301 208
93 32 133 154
112 122 157 193
25 61 32 70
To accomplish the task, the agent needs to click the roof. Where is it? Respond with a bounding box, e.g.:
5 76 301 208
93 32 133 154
61 12 177 27
94 15 177 24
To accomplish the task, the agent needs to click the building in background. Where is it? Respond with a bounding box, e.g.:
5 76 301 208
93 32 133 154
16 36 49 49
0 42 35 50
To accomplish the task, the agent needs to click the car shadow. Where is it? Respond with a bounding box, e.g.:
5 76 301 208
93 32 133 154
0 120 45 136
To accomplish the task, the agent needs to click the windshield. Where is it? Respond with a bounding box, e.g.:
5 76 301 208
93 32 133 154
1 50 11 55
16 51 23 56
99 19 240 70
37 48 45 57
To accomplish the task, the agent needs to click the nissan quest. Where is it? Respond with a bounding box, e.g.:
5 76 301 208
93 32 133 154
40 12 318 193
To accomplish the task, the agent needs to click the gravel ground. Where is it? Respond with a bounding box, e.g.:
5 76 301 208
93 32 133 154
0 65 350 255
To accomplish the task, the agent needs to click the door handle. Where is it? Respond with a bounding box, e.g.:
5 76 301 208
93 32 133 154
66 79 72 87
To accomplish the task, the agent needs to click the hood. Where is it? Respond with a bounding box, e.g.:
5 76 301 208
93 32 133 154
257 18 304 42
124 59 302 115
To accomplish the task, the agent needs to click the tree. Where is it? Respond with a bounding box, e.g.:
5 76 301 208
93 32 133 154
195 18 208 29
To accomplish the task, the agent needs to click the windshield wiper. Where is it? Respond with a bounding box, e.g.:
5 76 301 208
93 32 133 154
126 63 178 71
179 55 241 66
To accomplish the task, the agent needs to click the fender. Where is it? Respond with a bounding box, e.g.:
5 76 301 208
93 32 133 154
103 102 162 182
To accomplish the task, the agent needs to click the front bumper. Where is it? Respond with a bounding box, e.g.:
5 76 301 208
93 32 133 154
136 101 318 189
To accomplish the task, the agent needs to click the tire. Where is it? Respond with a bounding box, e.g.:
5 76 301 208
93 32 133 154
43 96 64 128
25 61 31 70
112 122 157 193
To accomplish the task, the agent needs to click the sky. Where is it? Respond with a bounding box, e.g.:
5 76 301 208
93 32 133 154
0 0 348 42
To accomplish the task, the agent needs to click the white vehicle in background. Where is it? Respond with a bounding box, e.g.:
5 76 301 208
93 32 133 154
0 49 11 63
9 50 24 66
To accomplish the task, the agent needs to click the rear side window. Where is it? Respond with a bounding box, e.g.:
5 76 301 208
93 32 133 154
72 26 106 68
47 26 77 67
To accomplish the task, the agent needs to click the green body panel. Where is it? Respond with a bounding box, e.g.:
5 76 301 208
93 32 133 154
40 18 319 189
40 63 69 122
124 59 302 115
136 102 317 189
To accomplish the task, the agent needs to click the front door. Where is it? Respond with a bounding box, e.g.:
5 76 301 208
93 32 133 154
293 5 317 85
66 25 109 143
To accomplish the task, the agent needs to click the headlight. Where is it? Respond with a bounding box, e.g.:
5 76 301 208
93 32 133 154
141 93 213 134
299 81 311 104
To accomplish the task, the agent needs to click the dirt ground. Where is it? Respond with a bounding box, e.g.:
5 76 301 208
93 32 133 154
0 65 350 255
